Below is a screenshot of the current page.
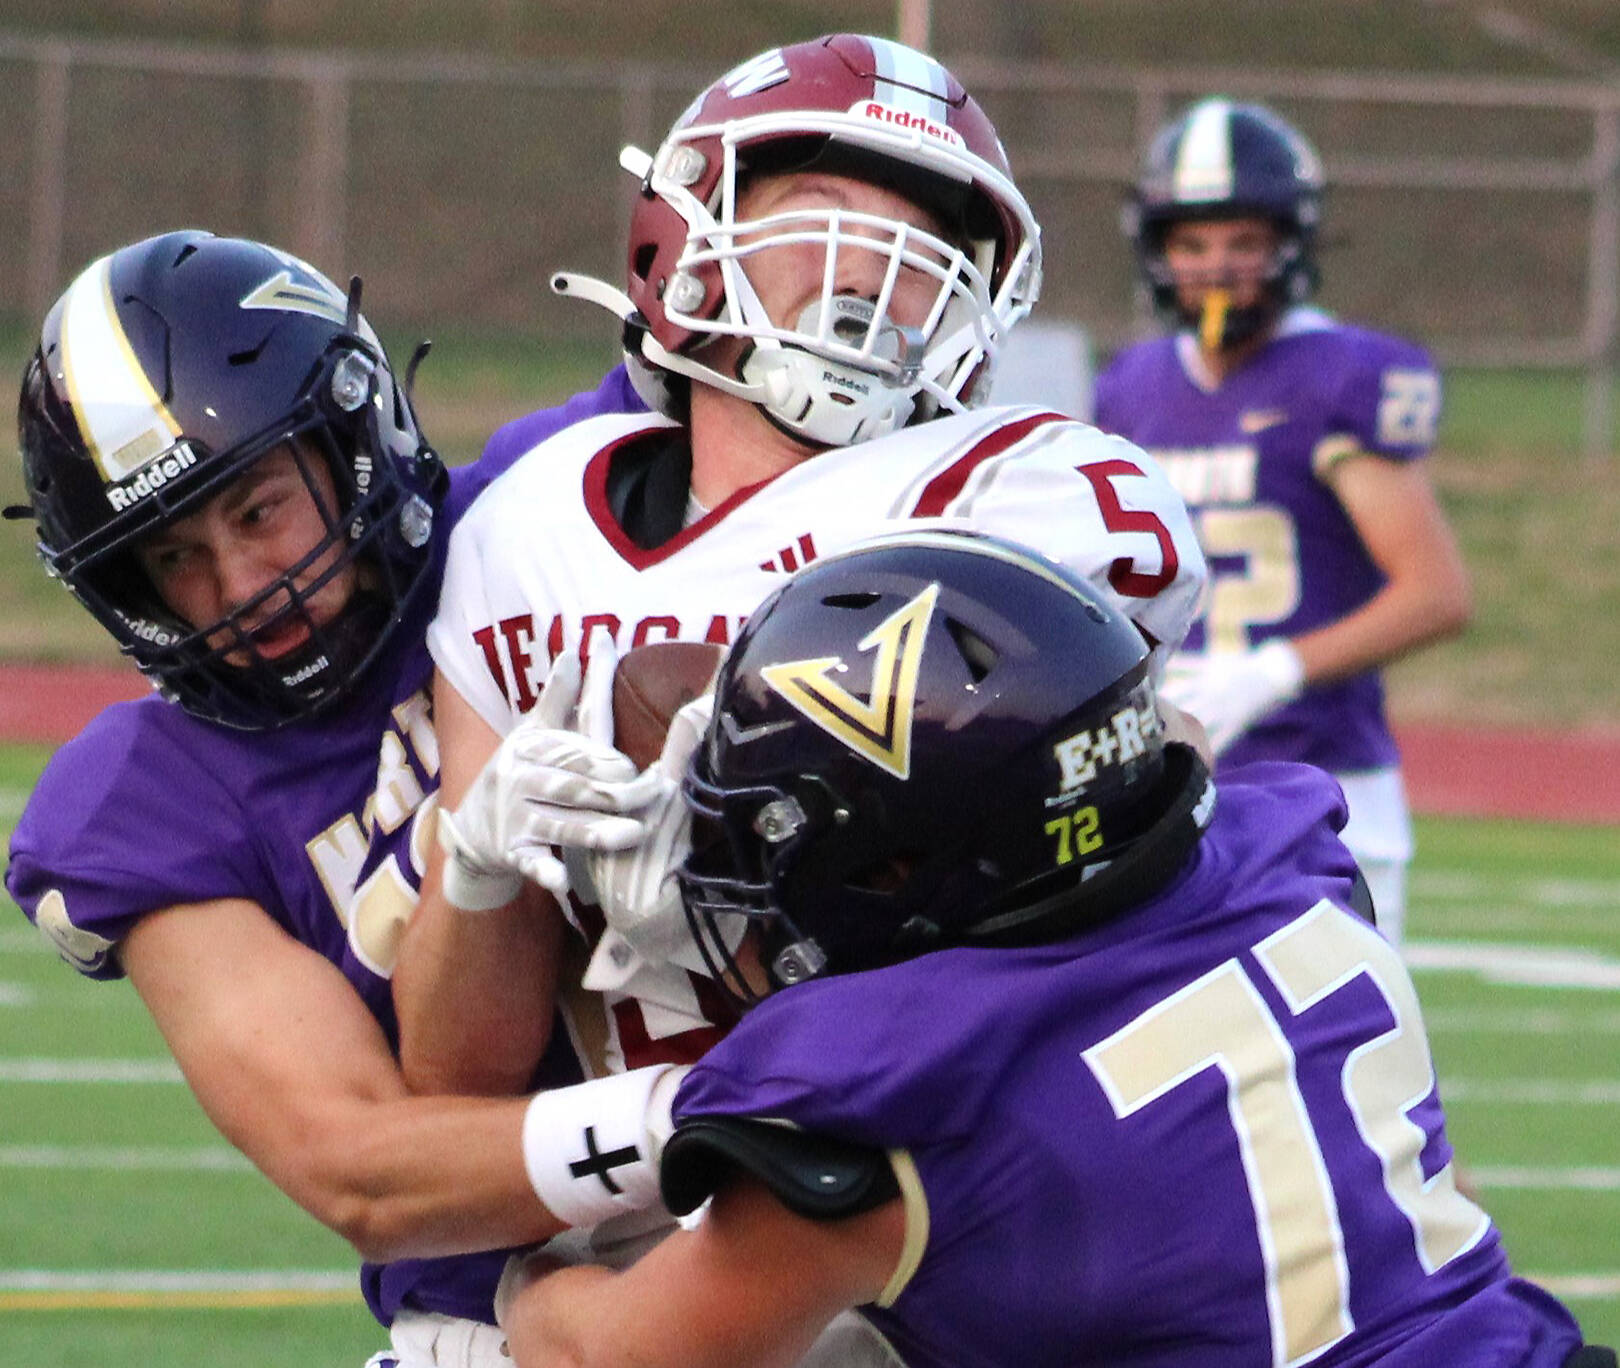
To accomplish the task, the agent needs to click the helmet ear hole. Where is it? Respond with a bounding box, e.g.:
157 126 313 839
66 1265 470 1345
822 591 881 611
945 618 998 683
842 855 915 895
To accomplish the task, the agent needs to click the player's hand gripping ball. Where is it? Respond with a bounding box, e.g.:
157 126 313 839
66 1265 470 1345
589 641 724 964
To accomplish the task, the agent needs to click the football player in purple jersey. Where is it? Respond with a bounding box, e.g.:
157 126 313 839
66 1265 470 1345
2 230 677 1366
497 530 1595 1368
1094 98 1473 945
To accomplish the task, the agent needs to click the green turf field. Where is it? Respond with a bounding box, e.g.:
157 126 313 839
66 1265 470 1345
1 741 1615 1361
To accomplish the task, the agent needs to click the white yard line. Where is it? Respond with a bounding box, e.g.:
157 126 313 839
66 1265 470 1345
1442 1079 1620 1104
1410 871 1620 908
1424 1006 1620 1035
0 1268 360 1311
1470 1166 1620 1191
0 1057 183 1083
0 1145 251 1171
1526 1273 1620 1299
1404 940 1620 990
0 1269 354 1293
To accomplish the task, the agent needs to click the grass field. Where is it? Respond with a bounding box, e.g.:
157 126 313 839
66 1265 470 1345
1 737 1616 1361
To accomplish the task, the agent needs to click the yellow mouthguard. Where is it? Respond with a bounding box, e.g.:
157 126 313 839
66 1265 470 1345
1199 289 1231 354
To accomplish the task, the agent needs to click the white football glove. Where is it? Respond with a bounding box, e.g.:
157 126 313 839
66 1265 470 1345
583 688 714 966
438 637 664 910
1159 640 1305 757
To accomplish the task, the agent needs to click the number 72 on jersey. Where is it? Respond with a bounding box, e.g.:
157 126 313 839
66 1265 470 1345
1083 899 1488 1367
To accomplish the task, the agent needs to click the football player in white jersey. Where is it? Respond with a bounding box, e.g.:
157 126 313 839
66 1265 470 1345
390 35 1207 1350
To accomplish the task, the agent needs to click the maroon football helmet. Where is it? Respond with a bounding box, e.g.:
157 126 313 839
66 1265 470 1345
552 34 1042 447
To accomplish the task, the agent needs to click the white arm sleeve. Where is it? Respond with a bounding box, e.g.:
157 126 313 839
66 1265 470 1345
427 510 532 737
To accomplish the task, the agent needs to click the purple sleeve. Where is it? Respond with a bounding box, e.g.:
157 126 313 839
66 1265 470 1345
1323 330 1441 463
5 703 264 978
1091 352 1128 435
443 364 644 523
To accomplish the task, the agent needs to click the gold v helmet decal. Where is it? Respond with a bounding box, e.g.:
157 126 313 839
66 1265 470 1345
759 583 940 780
239 261 349 326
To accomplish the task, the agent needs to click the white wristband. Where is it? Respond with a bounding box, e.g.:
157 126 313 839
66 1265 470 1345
522 1064 689 1228
436 807 523 912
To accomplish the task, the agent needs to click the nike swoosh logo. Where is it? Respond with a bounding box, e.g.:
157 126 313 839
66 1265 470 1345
1239 409 1289 434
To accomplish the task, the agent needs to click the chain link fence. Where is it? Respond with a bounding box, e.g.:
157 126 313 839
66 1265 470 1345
3 32 1616 452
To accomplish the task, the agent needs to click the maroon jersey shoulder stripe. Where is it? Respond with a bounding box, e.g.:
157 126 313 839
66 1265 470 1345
910 411 1068 516
583 432 780 570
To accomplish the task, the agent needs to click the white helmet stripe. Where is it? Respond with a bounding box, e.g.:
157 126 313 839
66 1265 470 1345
60 255 182 483
865 35 950 124
1172 98 1236 203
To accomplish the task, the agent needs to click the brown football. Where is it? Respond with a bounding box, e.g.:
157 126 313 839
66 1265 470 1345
612 641 726 769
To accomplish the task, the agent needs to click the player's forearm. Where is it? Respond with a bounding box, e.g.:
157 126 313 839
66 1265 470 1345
1291 574 1471 687
289 1093 568 1261
503 1177 898 1368
254 1063 690 1263
393 863 560 1096
504 1264 626 1368
503 1260 785 1368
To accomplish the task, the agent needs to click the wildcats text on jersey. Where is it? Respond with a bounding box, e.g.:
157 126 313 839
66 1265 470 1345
472 612 748 715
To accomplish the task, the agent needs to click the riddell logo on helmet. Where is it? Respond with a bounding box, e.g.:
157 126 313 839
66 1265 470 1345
822 370 873 396
104 442 199 511
854 102 962 148
113 608 181 648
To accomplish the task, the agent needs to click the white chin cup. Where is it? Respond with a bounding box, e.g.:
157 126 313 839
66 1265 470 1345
740 295 921 447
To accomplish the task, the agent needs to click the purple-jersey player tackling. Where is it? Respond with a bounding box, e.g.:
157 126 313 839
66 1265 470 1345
3 231 653 1366
498 530 1595 1368
1095 98 1472 945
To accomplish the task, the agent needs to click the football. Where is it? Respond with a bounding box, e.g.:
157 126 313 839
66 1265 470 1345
612 640 726 769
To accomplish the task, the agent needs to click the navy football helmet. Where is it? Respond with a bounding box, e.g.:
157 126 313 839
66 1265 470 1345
1125 97 1324 346
679 530 1213 1002
552 33 1041 449
16 230 444 729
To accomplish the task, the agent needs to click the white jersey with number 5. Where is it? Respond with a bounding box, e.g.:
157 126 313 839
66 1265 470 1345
430 405 1205 736
429 404 1205 1079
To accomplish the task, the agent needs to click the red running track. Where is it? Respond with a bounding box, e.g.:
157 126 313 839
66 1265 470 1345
0 662 1617 825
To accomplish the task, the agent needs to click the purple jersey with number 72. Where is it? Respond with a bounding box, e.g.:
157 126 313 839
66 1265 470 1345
674 763 1581 1368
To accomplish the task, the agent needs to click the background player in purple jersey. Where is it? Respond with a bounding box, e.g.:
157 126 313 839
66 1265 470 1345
1 231 688 1367
1094 97 1473 945
497 530 1596 1368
